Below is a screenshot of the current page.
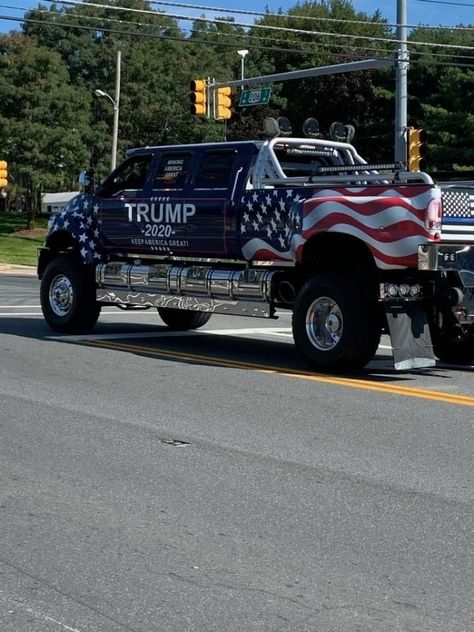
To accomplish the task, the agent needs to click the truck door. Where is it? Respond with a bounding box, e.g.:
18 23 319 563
150 148 244 258
188 148 244 257
147 151 196 255
97 153 154 252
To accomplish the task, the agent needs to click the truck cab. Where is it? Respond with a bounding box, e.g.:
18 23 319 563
94 142 259 259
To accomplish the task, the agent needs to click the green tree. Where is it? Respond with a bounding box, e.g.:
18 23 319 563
408 26 474 171
0 32 92 226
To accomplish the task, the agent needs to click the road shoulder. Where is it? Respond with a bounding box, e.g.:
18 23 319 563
0 263 37 276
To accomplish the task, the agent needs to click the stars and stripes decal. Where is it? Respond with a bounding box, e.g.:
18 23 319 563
48 194 103 264
240 189 301 260
441 189 474 218
441 188 474 242
46 184 474 270
241 185 441 270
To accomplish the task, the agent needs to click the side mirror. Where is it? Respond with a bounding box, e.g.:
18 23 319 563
79 169 95 194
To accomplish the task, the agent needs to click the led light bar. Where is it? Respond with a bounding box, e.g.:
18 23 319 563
316 162 403 174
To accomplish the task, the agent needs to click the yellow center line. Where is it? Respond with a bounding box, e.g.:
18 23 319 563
77 338 474 407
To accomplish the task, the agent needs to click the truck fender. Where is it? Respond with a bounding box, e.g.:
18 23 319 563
46 194 103 265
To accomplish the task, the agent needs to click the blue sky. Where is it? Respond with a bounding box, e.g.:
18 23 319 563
0 0 473 34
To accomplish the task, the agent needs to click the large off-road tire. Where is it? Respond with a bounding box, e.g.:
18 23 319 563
158 307 211 330
292 273 381 373
432 326 474 365
40 256 101 334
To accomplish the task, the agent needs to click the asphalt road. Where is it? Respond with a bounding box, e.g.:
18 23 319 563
1 274 473 632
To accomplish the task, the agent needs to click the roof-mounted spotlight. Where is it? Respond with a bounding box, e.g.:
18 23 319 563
263 117 279 138
302 117 320 138
277 116 292 136
329 121 347 142
344 124 355 142
329 121 356 142
263 116 293 138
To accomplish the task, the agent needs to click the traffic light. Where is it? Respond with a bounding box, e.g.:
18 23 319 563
0 160 7 188
190 79 207 117
407 127 428 172
216 86 232 120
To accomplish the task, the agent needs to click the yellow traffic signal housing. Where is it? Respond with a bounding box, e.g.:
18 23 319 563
0 160 7 188
216 87 232 120
407 127 428 172
190 79 207 117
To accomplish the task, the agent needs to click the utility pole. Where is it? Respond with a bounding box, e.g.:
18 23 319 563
395 0 408 165
237 49 249 91
94 50 121 170
111 49 121 171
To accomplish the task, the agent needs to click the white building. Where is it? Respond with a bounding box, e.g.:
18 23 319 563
41 191 79 216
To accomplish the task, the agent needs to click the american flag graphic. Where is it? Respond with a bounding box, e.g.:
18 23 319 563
48 194 103 264
241 185 440 270
441 188 474 242
240 189 302 261
441 189 474 218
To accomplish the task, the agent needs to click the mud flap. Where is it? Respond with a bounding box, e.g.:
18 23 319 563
385 303 436 371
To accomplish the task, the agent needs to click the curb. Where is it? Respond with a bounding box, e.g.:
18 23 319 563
0 263 37 276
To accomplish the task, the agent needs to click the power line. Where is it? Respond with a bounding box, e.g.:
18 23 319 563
13 3 474 64
5 0 474 50
50 0 474 51
148 0 474 32
2 3 474 66
416 0 474 6
2 10 474 69
0 12 396 61
0 14 471 72
148 0 392 29
7 0 473 33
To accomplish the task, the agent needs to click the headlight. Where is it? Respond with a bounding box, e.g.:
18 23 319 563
387 283 398 297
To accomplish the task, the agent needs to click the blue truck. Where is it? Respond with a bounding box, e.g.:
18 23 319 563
38 133 474 373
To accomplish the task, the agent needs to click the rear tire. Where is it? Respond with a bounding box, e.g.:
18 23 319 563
432 326 474 365
292 273 381 373
158 307 211 330
40 256 101 333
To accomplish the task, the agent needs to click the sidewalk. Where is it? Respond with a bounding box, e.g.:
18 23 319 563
0 262 37 276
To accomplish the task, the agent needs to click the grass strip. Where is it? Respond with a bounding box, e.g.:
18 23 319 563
0 213 48 266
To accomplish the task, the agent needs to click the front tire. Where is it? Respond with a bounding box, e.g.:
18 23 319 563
292 273 381 373
158 307 211 330
40 256 101 333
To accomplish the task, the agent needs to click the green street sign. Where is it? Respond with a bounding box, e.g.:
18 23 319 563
239 88 272 107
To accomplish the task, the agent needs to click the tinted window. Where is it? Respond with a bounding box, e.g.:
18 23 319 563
102 155 152 195
274 144 343 177
154 153 191 190
195 151 237 189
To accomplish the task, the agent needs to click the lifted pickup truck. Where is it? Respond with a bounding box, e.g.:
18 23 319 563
38 134 474 372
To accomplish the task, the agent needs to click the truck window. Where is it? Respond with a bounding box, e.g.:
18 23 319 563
195 151 237 189
101 155 152 195
154 153 191 190
273 144 343 177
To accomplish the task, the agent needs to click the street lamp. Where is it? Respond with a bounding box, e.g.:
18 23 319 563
94 50 121 171
237 49 249 91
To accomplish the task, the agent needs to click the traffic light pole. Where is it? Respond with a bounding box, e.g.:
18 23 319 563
395 0 409 166
210 59 393 91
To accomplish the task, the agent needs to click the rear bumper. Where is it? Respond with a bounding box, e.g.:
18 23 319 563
418 243 474 285
418 243 474 324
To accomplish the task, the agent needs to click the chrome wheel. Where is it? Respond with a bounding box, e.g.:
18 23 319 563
305 296 343 351
49 274 74 316
293 274 381 373
41 256 101 334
